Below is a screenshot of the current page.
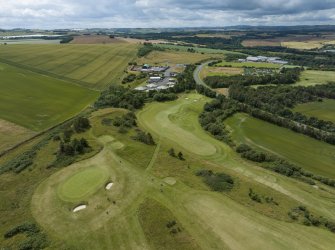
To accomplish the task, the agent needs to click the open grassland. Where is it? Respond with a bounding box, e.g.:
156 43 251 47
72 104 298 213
2 97 335 249
0 43 138 89
136 50 224 65
225 113 335 179
294 99 335 123
295 70 335 86
0 62 98 131
0 119 36 153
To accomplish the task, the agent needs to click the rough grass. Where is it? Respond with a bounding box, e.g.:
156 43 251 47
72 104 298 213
294 99 335 123
138 198 200 250
0 119 36 153
156 44 242 55
295 70 335 86
225 113 335 179
0 62 98 131
0 43 138 89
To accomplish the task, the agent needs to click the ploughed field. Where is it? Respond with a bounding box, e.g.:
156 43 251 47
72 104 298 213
0 43 138 89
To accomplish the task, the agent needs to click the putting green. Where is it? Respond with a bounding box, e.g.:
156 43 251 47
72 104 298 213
57 167 109 202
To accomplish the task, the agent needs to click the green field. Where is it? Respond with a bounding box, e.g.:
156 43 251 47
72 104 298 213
295 70 335 86
0 43 138 89
57 167 109 202
225 113 335 179
0 62 98 131
294 99 335 123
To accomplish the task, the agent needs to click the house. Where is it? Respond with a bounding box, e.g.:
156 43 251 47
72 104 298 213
149 76 161 83
134 86 147 91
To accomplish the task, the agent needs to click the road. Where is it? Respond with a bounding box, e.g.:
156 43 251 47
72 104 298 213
193 61 213 87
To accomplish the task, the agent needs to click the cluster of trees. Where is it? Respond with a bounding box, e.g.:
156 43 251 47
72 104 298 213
153 92 178 102
122 73 137 84
288 206 335 233
204 67 303 88
199 96 240 146
107 112 137 133
196 169 234 192
4 222 49 250
248 188 278 205
168 148 184 160
58 138 90 156
59 36 73 43
95 85 146 110
132 131 155 145
73 117 91 133
137 43 165 57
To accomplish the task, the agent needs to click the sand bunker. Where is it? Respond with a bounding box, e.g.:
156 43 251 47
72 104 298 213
105 182 114 190
73 205 87 213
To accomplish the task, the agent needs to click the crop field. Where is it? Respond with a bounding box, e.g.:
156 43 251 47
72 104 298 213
0 62 98 131
225 113 335 179
295 70 335 86
200 66 243 79
136 50 224 65
156 44 243 54
216 60 281 69
0 43 138 89
242 39 282 47
1 97 335 249
294 99 335 123
282 40 335 50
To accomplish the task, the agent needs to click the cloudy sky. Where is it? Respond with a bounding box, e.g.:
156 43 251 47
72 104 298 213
1 0 335 29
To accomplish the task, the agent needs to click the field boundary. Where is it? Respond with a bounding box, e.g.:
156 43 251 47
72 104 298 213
0 58 101 91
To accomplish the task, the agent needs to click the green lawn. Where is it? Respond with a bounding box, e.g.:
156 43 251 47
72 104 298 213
225 113 335 179
294 99 335 123
295 70 335 86
0 43 138 89
57 167 109 202
0 62 98 131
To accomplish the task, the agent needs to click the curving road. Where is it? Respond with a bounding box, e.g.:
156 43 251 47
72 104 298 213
193 61 213 87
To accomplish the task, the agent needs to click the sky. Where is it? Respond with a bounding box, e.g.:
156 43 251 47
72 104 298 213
0 0 335 29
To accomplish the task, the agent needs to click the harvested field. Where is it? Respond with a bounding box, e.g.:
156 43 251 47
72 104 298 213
242 39 281 47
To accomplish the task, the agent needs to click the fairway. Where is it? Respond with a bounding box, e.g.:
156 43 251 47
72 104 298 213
225 113 335 179
295 70 335 86
57 167 109 202
0 62 98 131
294 99 335 123
0 43 137 89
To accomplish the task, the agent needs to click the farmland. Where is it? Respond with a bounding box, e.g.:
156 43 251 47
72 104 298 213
216 60 281 69
0 43 138 89
136 50 224 65
0 62 98 131
225 113 335 179
294 99 335 123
